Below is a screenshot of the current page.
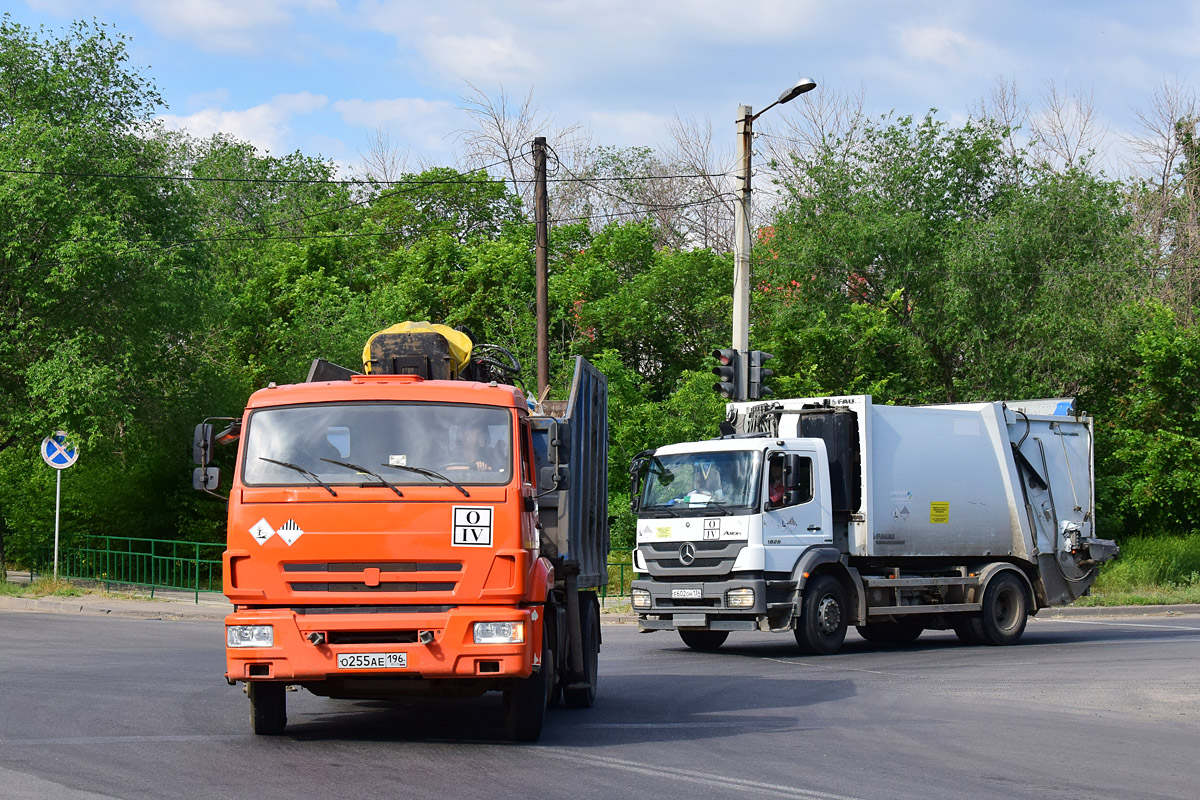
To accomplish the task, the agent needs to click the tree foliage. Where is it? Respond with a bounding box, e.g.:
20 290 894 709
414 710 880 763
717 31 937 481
1 18 1198 564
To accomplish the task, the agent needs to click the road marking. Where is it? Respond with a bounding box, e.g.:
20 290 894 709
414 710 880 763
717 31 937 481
580 721 757 729
1039 618 1200 632
761 657 891 675
540 750 864 800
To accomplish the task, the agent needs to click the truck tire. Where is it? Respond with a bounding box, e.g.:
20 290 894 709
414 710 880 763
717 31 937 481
856 621 923 644
545 608 563 707
503 643 550 742
564 593 599 709
678 629 729 651
248 682 286 736
952 617 985 645
977 572 1029 646
793 575 848 655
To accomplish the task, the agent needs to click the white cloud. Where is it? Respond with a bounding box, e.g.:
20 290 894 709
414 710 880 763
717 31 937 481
157 91 328 153
333 97 462 157
417 32 539 84
27 0 339 54
896 24 1009 75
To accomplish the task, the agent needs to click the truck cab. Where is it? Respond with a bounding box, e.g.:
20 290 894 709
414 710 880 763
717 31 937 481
631 438 834 645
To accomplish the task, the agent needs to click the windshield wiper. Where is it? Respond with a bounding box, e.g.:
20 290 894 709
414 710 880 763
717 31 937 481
643 504 679 518
703 499 734 516
320 458 404 498
379 463 471 497
258 457 338 497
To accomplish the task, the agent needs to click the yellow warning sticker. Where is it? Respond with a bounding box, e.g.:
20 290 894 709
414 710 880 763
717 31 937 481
929 502 950 524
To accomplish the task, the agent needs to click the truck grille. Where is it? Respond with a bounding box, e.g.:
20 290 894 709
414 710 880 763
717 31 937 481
638 541 745 577
283 561 462 594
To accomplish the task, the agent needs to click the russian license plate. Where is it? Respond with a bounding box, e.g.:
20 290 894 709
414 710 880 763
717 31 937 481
337 652 407 670
671 588 702 599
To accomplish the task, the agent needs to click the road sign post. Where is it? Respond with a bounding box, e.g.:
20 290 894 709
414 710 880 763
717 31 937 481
40 432 79 581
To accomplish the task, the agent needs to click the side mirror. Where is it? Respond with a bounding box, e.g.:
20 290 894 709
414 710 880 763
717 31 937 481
193 423 215 466
540 466 570 491
193 466 220 491
783 454 803 489
545 420 570 464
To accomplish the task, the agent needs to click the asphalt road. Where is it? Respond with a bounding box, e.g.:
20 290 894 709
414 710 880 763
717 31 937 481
0 610 1197 800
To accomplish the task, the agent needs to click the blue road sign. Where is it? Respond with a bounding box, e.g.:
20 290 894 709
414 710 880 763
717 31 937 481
41 432 79 470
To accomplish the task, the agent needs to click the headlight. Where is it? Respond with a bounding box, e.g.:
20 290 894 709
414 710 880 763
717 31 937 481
227 625 273 648
725 588 755 609
473 621 525 644
631 588 651 610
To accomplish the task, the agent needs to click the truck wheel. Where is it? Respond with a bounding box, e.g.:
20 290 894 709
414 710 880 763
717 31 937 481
545 609 563 707
248 682 286 736
977 572 1029 646
564 594 599 709
856 622 923 644
952 617 985 645
793 575 848 655
503 643 550 742
678 629 729 651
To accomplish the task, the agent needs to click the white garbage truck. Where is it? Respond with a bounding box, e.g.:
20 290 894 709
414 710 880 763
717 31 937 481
629 395 1118 654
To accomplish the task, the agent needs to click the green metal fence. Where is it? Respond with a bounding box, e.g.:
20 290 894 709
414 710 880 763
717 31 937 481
600 548 634 601
30 537 633 605
32 536 224 603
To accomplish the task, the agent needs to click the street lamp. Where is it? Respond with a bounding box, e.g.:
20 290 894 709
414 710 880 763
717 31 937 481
731 77 817 400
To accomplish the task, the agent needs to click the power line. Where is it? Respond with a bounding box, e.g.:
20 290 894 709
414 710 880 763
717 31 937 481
0 164 735 188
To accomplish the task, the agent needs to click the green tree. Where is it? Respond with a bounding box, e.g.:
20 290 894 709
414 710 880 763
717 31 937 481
0 17 218 557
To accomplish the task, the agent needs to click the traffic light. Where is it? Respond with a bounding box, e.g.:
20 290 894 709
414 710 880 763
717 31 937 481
748 350 774 400
712 348 741 399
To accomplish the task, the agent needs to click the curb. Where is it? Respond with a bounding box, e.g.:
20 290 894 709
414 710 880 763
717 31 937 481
0 593 231 621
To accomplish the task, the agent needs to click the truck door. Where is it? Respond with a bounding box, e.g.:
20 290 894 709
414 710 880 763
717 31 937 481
761 451 828 573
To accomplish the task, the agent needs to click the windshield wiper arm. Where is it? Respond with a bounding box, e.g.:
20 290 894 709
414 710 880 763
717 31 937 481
704 500 734 516
644 504 679 517
258 457 338 497
320 458 404 498
379 463 470 497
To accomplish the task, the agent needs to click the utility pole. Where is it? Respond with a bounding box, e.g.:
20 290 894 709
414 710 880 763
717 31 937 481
732 105 754 401
730 79 816 402
533 136 550 399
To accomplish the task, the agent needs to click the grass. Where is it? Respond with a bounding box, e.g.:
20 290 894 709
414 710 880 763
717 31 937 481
1075 533 1200 606
0 577 84 597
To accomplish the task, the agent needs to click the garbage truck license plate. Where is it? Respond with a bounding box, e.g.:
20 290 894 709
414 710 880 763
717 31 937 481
671 588 702 599
337 652 407 670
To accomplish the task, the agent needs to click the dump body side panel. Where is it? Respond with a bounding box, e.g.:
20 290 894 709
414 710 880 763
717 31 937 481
530 356 610 589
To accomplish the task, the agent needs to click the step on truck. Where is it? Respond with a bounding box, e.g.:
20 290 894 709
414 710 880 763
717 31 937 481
193 323 609 740
629 395 1118 654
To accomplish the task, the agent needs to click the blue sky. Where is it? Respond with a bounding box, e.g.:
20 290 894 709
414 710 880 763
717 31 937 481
9 1 1200 175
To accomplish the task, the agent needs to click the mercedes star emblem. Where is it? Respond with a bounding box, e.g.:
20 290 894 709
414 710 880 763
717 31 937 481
678 542 696 565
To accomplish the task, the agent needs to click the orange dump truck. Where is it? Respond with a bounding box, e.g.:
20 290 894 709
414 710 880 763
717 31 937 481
193 324 609 741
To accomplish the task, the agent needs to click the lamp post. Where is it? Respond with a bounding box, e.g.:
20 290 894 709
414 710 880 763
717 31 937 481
732 77 817 400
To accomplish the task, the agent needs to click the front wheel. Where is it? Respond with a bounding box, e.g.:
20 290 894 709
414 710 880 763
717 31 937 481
503 643 550 742
248 682 286 736
679 629 729 651
793 575 848 655
977 572 1029 646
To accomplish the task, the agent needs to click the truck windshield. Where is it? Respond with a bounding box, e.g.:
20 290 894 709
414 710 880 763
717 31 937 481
241 402 513 487
640 451 762 515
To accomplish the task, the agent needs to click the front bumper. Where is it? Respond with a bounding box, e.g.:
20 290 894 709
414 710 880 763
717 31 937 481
225 605 539 683
633 577 768 631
